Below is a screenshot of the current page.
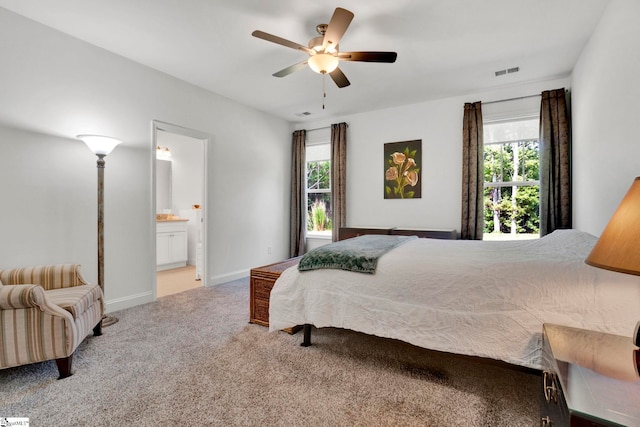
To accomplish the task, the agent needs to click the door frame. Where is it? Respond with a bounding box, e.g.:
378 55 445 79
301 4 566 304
151 120 210 299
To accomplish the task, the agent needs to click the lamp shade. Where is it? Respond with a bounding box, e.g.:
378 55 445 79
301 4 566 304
308 53 339 74
77 134 122 156
586 177 640 276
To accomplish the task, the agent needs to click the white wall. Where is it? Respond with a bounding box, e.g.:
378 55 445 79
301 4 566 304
571 0 640 235
297 78 570 233
0 9 292 312
0 128 97 267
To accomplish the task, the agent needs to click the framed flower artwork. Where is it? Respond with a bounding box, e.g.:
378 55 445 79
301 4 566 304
384 139 422 199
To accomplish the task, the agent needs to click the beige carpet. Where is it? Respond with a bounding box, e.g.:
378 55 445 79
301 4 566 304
0 278 540 426
157 265 202 297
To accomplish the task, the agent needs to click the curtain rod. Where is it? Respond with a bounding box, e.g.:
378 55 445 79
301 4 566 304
305 125 331 132
481 94 541 106
296 123 349 133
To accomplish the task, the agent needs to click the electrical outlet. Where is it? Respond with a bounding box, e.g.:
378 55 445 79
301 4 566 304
267 246 273 255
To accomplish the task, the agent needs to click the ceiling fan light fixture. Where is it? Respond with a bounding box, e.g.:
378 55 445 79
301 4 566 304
252 7 395 88
309 35 324 52
308 53 339 74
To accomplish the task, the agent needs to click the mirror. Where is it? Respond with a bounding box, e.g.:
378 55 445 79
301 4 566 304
156 159 172 213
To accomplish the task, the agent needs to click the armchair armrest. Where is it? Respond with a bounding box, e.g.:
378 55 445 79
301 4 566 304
0 264 90 291
0 283 74 322
0 284 47 309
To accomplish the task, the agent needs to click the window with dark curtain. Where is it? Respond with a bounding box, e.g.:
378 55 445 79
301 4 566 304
539 88 571 236
461 102 484 240
330 122 347 242
290 130 306 257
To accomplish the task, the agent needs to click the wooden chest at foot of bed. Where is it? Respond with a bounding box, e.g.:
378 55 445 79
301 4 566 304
250 257 302 334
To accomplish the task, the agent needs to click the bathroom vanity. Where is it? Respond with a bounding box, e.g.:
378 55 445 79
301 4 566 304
156 218 188 271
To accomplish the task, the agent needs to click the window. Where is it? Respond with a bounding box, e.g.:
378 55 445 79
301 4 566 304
483 118 540 240
306 142 332 237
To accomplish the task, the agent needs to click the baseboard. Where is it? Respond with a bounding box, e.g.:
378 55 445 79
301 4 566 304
105 291 154 313
207 268 249 286
103 270 247 312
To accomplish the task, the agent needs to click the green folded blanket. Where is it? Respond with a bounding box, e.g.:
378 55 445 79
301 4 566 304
298 234 417 274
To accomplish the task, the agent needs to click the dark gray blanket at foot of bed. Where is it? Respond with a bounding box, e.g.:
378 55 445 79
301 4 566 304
297 234 417 274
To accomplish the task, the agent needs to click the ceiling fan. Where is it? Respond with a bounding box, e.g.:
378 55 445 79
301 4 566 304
252 7 397 88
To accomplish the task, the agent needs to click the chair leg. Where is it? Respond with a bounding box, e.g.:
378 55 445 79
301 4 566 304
93 319 103 336
56 355 73 379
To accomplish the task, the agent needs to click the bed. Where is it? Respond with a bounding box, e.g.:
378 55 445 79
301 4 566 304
269 229 640 370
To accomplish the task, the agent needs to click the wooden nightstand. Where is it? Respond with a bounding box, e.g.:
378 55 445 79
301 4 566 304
249 257 302 334
541 323 640 427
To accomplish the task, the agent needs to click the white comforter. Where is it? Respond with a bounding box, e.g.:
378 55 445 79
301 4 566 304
269 230 640 369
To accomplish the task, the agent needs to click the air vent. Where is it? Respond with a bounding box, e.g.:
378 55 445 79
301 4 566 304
296 112 312 117
495 66 519 77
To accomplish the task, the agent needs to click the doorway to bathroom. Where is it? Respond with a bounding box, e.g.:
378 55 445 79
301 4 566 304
152 120 209 298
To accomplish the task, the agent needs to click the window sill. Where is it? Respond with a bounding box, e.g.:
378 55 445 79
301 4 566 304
306 232 332 240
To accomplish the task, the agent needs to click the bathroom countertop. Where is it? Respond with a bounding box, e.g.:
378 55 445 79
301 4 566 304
156 217 189 222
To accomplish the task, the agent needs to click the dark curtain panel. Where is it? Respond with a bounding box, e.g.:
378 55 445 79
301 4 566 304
290 130 306 257
461 102 484 240
331 123 348 242
539 88 571 236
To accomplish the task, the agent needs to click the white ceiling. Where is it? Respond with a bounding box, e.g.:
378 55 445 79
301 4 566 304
0 0 609 123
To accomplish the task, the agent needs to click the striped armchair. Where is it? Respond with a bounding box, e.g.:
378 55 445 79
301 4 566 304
0 264 104 378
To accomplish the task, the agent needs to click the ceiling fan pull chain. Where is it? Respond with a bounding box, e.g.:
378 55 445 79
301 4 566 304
322 72 327 110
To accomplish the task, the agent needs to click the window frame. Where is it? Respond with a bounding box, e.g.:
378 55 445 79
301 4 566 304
483 116 541 240
305 140 332 239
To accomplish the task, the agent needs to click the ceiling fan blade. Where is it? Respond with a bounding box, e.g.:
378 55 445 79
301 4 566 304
322 8 354 53
329 67 351 88
252 30 314 55
338 51 398 63
273 60 308 78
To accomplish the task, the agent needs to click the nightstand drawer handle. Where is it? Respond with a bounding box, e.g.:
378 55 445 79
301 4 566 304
543 371 558 403
540 415 552 426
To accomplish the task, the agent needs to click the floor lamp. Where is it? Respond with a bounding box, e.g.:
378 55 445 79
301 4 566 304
78 134 122 327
